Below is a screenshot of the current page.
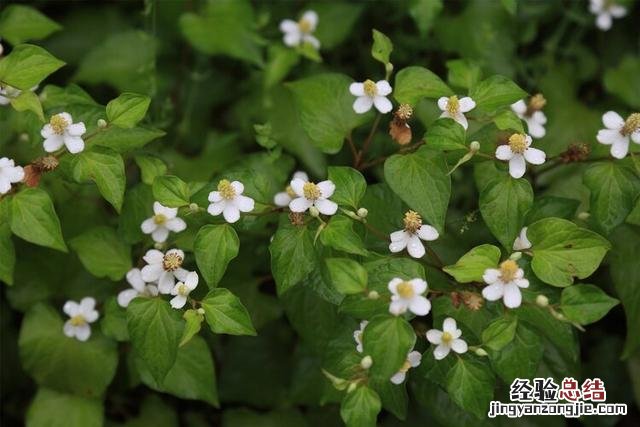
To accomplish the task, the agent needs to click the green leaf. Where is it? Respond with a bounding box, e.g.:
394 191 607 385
106 92 151 128
179 0 263 66
90 126 165 153
180 309 204 347
524 196 580 224
446 59 482 90
137 336 218 406
69 147 126 212
263 44 300 88
9 89 44 121
288 73 371 154
0 44 64 90
26 388 102 427
394 66 452 105
320 214 368 256
326 258 368 295
100 297 128 342
560 284 619 325
501 0 518 15
201 288 256 336
384 146 451 233
10 187 67 252
604 56 640 109
583 162 640 234
118 184 154 244
127 298 184 383
328 166 367 209
0 223 15 285
0 5 61 45
19 304 118 396
489 322 542 383
481 317 517 352
269 222 318 295
443 244 501 283
409 0 443 36
312 3 364 49
152 175 190 208
69 226 131 280
493 109 524 133
194 224 240 288
528 218 611 287
446 358 495 419
479 173 533 249
371 29 392 65
469 75 527 113
424 118 467 150
134 154 168 185
362 315 416 382
340 386 381 427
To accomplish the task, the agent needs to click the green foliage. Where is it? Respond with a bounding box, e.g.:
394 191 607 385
0 5 61 45
9 188 67 252
69 226 131 281
561 284 619 325
340 386 381 427
68 147 126 212
394 66 452 105
362 315 416 382
152 175 190 207
194 224 240 288
201 288 256 336
26 388 102 427
371 29 393 66
443 244 501 283
106 92 151 128
326 258 368 295
0 44 64 89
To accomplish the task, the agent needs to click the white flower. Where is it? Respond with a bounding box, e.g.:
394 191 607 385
353 320 369 353
390 350 422 384
274 171 309 207
141 248 189 294
596 112 640 159
41 112 87 154
280 10 320 48
389 210 439 259
589 0 627 31
0 157 24 195
117 268 159 308
511 96 547 139
288 178 338 215
496 133 546 179
62 297 99 342
0 85 21 105
512 227 532 251
426 317 468 360
141 202 187 243
170 271 199 309
482 260 530 308
437 95 476 130
388 277 430 316
207 179 255 223
349 79 393 114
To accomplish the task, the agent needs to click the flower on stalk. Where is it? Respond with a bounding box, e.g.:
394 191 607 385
349 79 393 114
117 268 159 308
437 95 476 130
62 297 99 342
426 317 468 360
207 179 255 223
390 349 422 384
41 112 86 154
596 111 640 159
482 260 529 308
389 210 439 259
141 202 187 243
589 0 627 31
141 248 189 294
274 171 309 207
496 133 546 179
170 271 199 309
353 320 368 353
388 277 430 316
280 10 320 49
288 178 338 215
512 227 532 251
511 94 547 139
0 157 24 195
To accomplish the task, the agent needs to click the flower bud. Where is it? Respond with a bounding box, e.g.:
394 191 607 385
154 242 164 250
367 290 379 300
385 62 394 76
309 206 320 217
552 310 566 321
509 251 522 261
475 348 488 357
347 382 358 393
535 295 549 307
360 355 373 369
197 308 205 315
469 140 480 152
357 207 368 218
577 212 590 220
19 133 29 142
97 118 108 128
189 203 199 212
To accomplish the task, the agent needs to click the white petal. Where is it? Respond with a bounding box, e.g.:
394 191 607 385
503 283 522 308
293 171 309 181
433 344 450 360
290 178 306 196
0 178 10 194
390 371 406 384
453 113 468 130
208 201 226 216
151 227 169 243
596 13 612 30
63 321 76 338
141 263 164 282
316 180 335 198
389 299 408 315
235 195 255 212
610 5 627 17
143 249 164 265
289 197 312 212
301 10 318 29
279 19 297 33
376 80 392 96
40 124 54 139
75 324 92 341
611 139 630 159
314 199 338 215
165 217 186 232
602 111 624 129
632 131 640 144
174 268 189 282
417 225 439 241
524 147 546 165
118 289 139 308
495 145 514 160
597 129 623 145
527 120 546 139
411 278 428 294
170 295 187 309
409 296 431 316
230 181 244 195
426 329 443 345
408 350 422 367
140 218 157 234
156 203 177 218
208 191 222 203
458 97 476 112
6 166 24 183
283 31 301 47
349 82 365 97
483 268 501 284
43 135 64 152
513 227 532 251
222 205 241 223
158 272 176 294
303 35 320 49
373 96 393 114
515 278 530 289
80 297 96 313
451 339 468 354
353 96 373 114
406 235 425 258
511 100 527 115
390 229 408 242
442 317 457 333
59 112 72 123
274 192 291 207
437 97 448 111
63 301 80 317
388 278 403 294
127 268 146 292
66 122 86 137
508 155 527 179
389 236 408 253
482 283 504 301
185 271 199 289
64 136 85 154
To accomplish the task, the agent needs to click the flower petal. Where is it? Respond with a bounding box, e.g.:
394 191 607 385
151 227 169 243
483 268 501 284
406 235 426 258
43 135 65 152
289 197 312 212
314 198 338 215
482 283 504 301
290 178 306 197
279 19 298 33
458 97 476 112
417 224 439 241
437 97 448 111
235 195 255 212
390 371 406 384
66 122 86 137
274 192 291 207
513 227 532 251
118 289 139 308
301 10 318 29
451 339 468 354
408 351 422 367
443 317 457 333
170 295 187 309
143 249 164 265
389 299 407 315
495 145 514 160
63 301 80 317
208 201 226 216
222 205 241 223
158 272 176 294
597 129 623 145
317 180 335 198
127 268 146 292
388 278 403 293
75 324 92 341
454 113 468 130
503 283 522 308
353 96 373 114
508 154 526 179
524 147 546 165
283 31 301 47
208 191 222 203
426 329 443 345
64 136 85 154
602 111 624 129
433 344 450 360
373 96 393 113
409 296 431 316
349 82 365 96
376 80 392 96
511 100 527 115
411 278 428 294
231 181 244 195
611 139 630 159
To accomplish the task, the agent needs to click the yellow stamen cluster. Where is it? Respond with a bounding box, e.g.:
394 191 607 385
177 283 189 296
69 315 86 326
163 252 183 271
298 18 312 33
303 182 321 200
50 114 69 135
508 133 528 154
622 113 640 136
153 214 167 225
441 331 453 344
499 260 519 282
363 79 377 97
396 281 415 298
396 104 413 120
528 94 546 111
398 359 412 373
218 179 236 200
403 210 422 233
285 185 296 198
446 95 460 114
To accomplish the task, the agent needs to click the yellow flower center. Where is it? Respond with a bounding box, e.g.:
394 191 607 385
70 315 86 327
446 95 460 114
508 133 528 154
622 113 640 136
499 260 519 282
396 281 415 298
177 283 189 296
528 94 546 111
286 185 296 198
50 114 69 135
298 18 313 33
399 359 412 373
303 182 321 200
396 104 413 120
153 214 167 225
218 179 236 200
363 79 377 97
403 210 422 233
163 252 183 271
441 331 453 344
